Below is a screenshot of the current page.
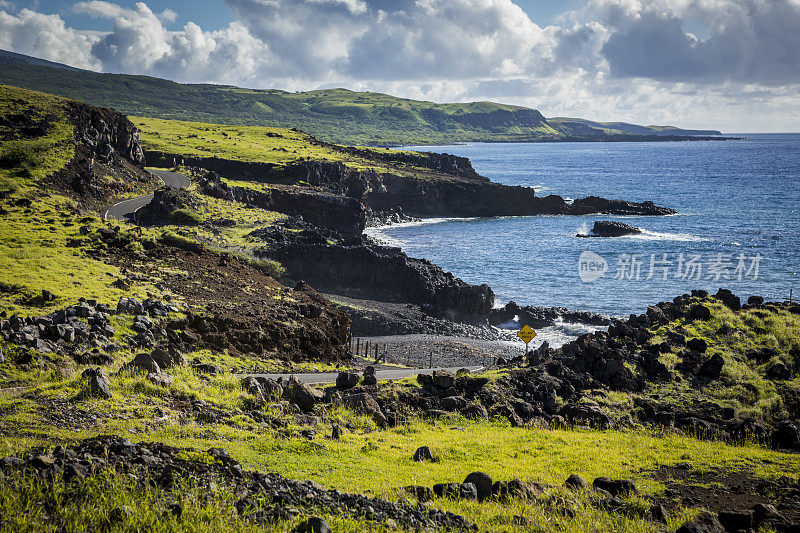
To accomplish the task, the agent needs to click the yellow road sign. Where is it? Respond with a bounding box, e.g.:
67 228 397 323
517 324 536 344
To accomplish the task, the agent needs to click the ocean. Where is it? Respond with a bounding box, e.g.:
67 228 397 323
367 134 800 320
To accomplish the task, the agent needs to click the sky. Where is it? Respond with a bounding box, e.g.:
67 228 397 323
1 0 799 132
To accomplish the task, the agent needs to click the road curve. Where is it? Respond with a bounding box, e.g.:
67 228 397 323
104 169 191 221
238 365 485 385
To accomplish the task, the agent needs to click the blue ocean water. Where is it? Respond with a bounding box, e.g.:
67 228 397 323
368 135 800 317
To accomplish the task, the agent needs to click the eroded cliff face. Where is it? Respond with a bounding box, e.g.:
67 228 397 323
145 151 675 219
256 231 495 325
66 101 145 166
231 186 366 236
50 101 154 205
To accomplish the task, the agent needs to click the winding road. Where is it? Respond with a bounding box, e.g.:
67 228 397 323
240 365 484 385
104 169 191 221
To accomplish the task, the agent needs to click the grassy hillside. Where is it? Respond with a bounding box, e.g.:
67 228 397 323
548 117 722 137
133 117 415 174
0 85 75 196
0 53 721 146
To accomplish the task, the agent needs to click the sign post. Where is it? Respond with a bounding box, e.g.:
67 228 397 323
517 324 536 358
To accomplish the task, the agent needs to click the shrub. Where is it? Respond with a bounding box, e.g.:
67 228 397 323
159 231 203 252
169 209 203 226
0 176 19 197
249 258 286 279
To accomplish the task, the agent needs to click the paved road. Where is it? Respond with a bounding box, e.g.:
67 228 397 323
240 365 485 385
104 169 191 221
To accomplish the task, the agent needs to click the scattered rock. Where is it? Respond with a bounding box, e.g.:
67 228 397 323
413 446 434 462
403 485 433 502
592 477 637 497
463 472 493 501
718 510 753 531
772 420 800 450
460 403 488 420
1 436 473 530
686 338 708 353
294 516 330 533
83 367 111 398
361 366 377 386
241 376 263 397
335 372 359 390
433 482 477 500
117 297 144 315
564 474 587 490
192 363 221 375
257 378 283 401
689 304 712 321
753 503 787 528
561 404 611 429
676 511 725 533
127 352 161 374
432 370 455 389
285 378 324 413
343 392 386 427
150 347 185 369
698 353 725 380
147 372 174 387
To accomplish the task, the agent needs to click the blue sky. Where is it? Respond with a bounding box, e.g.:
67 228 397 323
26 0 588 32
1 0 798 131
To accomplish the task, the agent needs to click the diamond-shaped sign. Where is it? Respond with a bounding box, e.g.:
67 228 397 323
517 324 536 344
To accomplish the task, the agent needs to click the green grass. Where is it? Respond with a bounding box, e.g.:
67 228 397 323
0 197 160 316
0 85 75 195
2 342 798 532
134 116 428 175
183 189 288 253
0 467 382 533
643 298 800 422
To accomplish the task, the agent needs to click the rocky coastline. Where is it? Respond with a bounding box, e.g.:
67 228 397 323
145 150 676 220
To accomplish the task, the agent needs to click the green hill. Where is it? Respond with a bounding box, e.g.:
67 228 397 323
548 117 722 137
0 50 721 146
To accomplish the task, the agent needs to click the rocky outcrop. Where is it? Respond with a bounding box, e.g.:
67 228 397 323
40 99 154 204
231 185 365 236
489 301 610 329
66 101 145 166
256 232 494 325
365 206 419 227
577 220 642 237
137 187 198 226
144 152 675 219
569 197 673 216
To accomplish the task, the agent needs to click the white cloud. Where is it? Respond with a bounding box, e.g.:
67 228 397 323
0 0 798 131
0 8 100 69
595 0 800 85
158 8 177 22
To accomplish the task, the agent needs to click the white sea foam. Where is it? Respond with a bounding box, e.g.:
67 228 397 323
364 217 477 246
625 229 707 242
532 319 607 349
523 184 551 193
495 318 606 349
